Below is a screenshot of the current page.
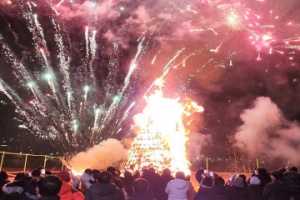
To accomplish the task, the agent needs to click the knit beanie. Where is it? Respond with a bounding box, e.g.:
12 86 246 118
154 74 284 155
233 177 244 188
250 176 261 185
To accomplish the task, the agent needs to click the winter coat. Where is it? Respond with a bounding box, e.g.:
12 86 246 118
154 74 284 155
85 183 124 200
247 185 263 200
159 174 174 200
19 192 39 200
59 181 84 200
208 185 229 200
262 179 290 200
165 178 190 200
283 170 300 199
128 192 157 200
228 186 248 200
0 180 9 198
38 196 60 200
122 176 134 197
2 182 24 195
195 169 204 185
194 187 211 200
80 173 92 193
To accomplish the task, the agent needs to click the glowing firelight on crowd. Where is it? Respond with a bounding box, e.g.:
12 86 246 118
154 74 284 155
125 79 204 175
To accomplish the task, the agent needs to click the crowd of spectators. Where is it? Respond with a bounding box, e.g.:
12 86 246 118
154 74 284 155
0 165 299 200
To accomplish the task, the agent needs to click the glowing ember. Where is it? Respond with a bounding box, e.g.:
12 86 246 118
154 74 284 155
125 80 204 175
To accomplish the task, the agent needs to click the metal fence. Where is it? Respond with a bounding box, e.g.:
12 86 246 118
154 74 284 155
0 151 64 172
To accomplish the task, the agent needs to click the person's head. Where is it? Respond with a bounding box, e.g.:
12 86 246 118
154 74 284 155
24 179 38 195
32 169 41 178
114 179 124 190
84 168 92 175
214 176 225 186
45 171 52 176
133 178 149 193
149 167 155 174
97 171 112 184
92 169 100 180
185 175 191 181
124 170 132 178
250 176 261 185
15 172 26 181
201 176 213 187
238 174 246 182
233 177 244 188
175 171 185 180
37 176 62 197
271 171 283 180
162 168 171 176
0 171 8 180
106 166 115 175
57 171 71 182
290 167 298 172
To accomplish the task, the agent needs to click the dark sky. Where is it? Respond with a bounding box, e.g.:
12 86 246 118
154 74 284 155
0 0 299 161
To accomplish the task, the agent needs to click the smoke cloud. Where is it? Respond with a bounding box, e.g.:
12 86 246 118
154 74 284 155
234 96 300 164
66 138 127 171
187 133 211 159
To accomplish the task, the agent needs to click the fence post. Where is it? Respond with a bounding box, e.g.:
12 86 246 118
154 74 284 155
43 155 47 169
61 157 64 170
24 154 29 172
0 151 5 171
206 157 209 170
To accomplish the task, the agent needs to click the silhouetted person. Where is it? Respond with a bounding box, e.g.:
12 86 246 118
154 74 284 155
263 171 290 200
85 171 124 200
129 178 156 200
209 176 229 200
37 176 62 200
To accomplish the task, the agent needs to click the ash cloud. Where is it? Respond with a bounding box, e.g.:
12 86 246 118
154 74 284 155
234 97 300 164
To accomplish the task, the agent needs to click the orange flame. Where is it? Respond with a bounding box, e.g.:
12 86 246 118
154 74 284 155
126 80 204 175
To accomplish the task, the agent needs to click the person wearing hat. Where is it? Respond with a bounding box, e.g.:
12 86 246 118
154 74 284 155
57 171 84 200
248 176 263 200
228 177 248 200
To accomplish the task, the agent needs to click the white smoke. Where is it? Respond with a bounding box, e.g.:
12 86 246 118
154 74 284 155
187 133 211 158
234 96 300 164
66 138 127 171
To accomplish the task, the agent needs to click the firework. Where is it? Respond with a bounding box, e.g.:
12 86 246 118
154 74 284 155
0 0 299 155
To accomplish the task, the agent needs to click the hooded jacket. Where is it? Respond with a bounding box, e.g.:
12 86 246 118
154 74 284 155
59 181 84 200
84 182 124 200
165 178 190 200
283 170 300 197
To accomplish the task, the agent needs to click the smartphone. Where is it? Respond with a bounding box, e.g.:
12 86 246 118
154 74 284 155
41 169 45 175
209 171 214 177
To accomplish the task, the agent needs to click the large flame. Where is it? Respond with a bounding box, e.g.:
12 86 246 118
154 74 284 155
126 80 204 175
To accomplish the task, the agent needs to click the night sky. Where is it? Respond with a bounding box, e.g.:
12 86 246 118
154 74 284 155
0 0 300 164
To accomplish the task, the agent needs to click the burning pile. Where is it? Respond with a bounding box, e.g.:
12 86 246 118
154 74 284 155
125 80 204 175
